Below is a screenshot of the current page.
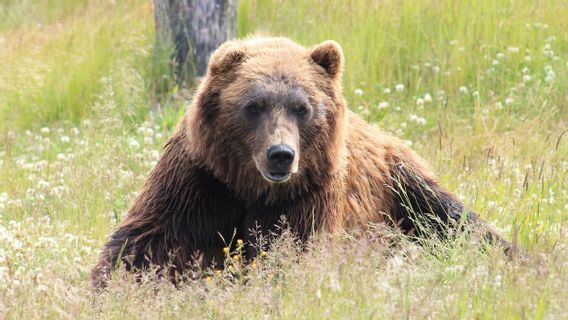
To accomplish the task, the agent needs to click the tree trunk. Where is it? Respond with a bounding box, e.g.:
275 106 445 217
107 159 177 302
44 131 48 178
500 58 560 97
154 0 238 82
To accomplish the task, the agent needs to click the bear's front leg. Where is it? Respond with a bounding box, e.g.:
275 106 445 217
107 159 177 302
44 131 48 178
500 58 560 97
238 185 344 260
90 223 176 289
390 161 516 256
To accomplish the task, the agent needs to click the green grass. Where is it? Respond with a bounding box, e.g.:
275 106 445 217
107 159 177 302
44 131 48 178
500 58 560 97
0 0 157 129
0 0 90 31
0 0 567 318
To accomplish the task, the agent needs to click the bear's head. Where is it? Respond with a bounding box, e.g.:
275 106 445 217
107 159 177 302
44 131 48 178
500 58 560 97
186 37 348 200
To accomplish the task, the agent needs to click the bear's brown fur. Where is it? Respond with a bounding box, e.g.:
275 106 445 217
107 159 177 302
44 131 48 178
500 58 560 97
91 37 512 289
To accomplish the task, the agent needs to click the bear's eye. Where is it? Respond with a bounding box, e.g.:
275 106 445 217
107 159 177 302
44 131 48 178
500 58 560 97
246 102 265 115
294 105 309 116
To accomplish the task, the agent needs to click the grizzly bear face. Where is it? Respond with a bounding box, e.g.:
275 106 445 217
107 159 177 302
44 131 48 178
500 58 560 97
237 78 309 183
186 38 349 199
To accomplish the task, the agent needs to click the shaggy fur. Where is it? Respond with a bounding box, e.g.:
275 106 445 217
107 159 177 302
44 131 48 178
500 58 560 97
91 37 512 289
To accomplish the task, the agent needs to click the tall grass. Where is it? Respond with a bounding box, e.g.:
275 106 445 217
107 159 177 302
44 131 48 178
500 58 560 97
239 0 567 108
0 0 567 318
0 0 157 129
0 0 90 31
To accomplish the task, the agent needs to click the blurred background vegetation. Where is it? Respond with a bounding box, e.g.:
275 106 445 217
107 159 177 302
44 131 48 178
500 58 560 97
1 0 566 132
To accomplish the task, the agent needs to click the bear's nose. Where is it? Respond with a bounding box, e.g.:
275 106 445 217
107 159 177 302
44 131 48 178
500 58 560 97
266 145 294 169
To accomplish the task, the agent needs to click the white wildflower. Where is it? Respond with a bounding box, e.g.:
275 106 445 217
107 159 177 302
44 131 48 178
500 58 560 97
128 139 140 149
12 239 23 249
408 114 426 126
51 186 66 197
459 86 468 94
329 274 341 292
40 127 50 134
60 136 70 143
446 265 465 273
150 150 160 159
377 101 389 110
546 69 555 79
395 84 405 92
37 180 50 189
144 128 154 137
383 88 391 94
416 98 424 107
354 88 363 96
494 274 503 287
505 97 514 105
423 93 433 104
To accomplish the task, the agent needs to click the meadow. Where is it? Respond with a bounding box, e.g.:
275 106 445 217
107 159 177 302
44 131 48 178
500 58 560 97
0 0 567 318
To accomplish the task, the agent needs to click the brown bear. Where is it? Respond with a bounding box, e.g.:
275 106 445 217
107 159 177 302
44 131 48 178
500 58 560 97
91 37 513 289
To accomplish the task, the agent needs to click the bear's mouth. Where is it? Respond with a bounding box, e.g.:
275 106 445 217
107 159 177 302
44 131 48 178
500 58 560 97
262 171 291 183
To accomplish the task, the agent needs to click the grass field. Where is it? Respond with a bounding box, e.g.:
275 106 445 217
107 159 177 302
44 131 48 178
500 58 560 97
0 0 567 318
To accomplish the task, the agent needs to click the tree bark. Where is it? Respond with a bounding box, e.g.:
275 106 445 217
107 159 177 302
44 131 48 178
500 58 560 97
154 0 238 81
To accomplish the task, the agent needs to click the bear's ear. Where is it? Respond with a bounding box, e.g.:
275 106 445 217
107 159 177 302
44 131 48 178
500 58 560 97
207 41 247 76
309 40 344 79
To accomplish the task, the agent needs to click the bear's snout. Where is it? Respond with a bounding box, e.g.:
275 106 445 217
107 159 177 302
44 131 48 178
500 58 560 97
267 144 294 169
253 144 298 183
